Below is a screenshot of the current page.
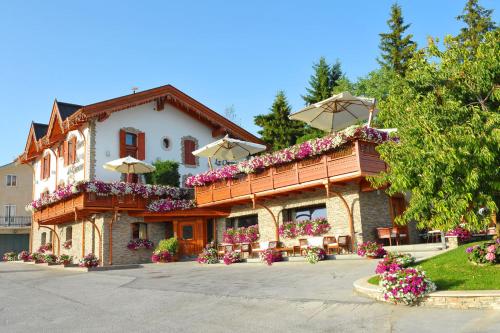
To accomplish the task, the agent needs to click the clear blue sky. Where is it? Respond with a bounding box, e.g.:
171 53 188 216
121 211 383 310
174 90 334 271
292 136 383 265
0 0 498 165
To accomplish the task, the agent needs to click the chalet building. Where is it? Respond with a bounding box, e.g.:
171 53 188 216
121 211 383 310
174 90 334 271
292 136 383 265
18 85 261 265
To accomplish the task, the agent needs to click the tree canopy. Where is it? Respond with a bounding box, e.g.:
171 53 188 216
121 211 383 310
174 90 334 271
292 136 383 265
145 160 180 187
456 0 496 50
371 29 500 232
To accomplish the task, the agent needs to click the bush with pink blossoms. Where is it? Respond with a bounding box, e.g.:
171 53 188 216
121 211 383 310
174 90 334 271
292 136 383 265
466 241 499 265
127 239 154 251
278 218 330 239
223 251 241 265
17 251 30 262
380 267 436 305
151 250 172 263
223 225 259 244
259 249 283 266
304 246 326 264
79 253 99 268
197 247 219 264
357 241 387 258
445 227 472 242
375 252 416 275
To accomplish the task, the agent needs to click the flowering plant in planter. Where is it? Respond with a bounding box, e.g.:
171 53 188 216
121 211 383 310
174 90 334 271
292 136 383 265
63 240 72 249
223 225 259 244
30 252 45 263
357 241 386 258
151 250 172 263
3 252 17 261
375 252 416 275
304 246 326 264
446 227 472 242
18 251 30 262
38 244 52 253
197 247 219 264
58 254 73 266
278 218 330 238
186 125 393 187
146 199 196 213
466 240 499 265
127 239 154 251
380 267 436 305
223 251 241 265
44 254 58 264
259 249 283 266
79 253 99 268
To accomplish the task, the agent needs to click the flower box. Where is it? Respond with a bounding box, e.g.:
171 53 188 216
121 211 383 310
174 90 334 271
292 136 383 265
298 155 328 183
327 144 358 177
212 180 231 201
250 169 273 192
230 175 250 197
195 186 213 205
272 163 298 188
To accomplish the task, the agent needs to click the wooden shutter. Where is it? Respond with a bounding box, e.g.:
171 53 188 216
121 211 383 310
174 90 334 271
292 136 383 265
71 136 77 164
119 129 127 158
63 141 69 166
184 140 196 165
40 157 44 179
137 132 145 160
46 155 51 179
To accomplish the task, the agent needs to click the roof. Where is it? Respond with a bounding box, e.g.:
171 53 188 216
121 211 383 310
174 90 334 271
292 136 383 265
56 101 82 120
32 122 49 139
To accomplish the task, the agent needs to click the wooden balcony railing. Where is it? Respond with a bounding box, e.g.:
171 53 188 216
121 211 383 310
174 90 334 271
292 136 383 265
195 140 386 205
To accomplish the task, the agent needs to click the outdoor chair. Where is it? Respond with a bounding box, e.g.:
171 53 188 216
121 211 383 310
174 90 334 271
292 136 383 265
323 236 339 254
298 238 308 255
251 242 264 258
217 245 225 259
239 243 251 258
338 235 350 253
376 227 393 246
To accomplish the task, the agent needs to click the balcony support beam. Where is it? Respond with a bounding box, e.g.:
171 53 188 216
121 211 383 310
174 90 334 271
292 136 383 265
88 216 102 266
108 209 118 266
252 195 280 242
325 182 355 252
38 225 60 256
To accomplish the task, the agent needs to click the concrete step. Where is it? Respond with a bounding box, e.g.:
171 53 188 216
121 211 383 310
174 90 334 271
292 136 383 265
383 243 445 252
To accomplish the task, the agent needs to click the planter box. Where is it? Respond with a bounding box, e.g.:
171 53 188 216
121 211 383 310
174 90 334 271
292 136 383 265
230 175 250 197
195 186 213 205
213 180 231 201
250 169 273 192
273 163 298 188
327 144 358 177
298 156 327 183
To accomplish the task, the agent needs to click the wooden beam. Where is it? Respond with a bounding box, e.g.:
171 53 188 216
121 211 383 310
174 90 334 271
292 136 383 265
212 126 226 138
155 96 165 111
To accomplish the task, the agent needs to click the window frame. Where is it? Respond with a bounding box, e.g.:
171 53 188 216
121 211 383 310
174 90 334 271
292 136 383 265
5 174 17 187
4 204 16 223
226 214 258 229
41 154 51 180
131 222 148 240
283 204 327 222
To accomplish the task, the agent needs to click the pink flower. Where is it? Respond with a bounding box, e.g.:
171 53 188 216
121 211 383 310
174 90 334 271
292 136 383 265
485 252 495 262
487 245 496 253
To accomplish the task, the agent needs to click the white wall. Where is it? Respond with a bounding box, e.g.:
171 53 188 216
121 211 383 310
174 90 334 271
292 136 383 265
94 102 215 183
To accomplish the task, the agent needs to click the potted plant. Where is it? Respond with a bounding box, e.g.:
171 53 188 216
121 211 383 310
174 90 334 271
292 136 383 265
58 254 73 266
38 244 52 253
151 250 172 263
17 251 30 262
155 238 179 261
357 241 386 259
197 247 219 264
63 240 72 249
126 239 154 251
44 254 58 265
304 246 326 264
79 253 99 268
259 249 283 266
30 252 45 263
223 251 241 265
3 252 17 261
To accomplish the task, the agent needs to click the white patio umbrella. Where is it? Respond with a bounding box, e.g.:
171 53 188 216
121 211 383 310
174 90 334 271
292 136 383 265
192 135 266 169
289 91 378 132
103 156 156 178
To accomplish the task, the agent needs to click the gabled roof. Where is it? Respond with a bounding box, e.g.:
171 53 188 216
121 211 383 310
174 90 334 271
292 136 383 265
57 101 82 120
33 122 49 139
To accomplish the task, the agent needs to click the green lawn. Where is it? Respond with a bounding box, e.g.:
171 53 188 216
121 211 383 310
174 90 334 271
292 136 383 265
367 241 499 290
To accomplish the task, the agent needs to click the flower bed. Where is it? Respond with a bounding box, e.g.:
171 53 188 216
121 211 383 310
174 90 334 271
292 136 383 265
146 199 196 213
79 253 99 268
30 252 45 263
3 252 17 261
26 180 192 212
223 225 259 244
223 251 241 265
151 250 172 263
278 218 330 238
466 240 499 265
304 246 326 264
375 252 416 274
197 247 219 264
357 241 386 258
58 254 73 265
127 239 154 251
259 249 283 266
63 240 72 249
44 254 58 264
186 125 393 187
380 267 436 305
17 251 30 262
446 226 472 242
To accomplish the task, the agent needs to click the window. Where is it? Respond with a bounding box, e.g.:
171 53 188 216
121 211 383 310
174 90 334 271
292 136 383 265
132 223 148 239
65 136 77 165
119 129 145 160
182 225 194 240
66 226 73 241
182 137 198 166
125 133 137 146
40 154 51 180
226 214 258 229
4 205 16 223
283 204 327 222
41 232 47 245
161 137 171 150
6 175 17 187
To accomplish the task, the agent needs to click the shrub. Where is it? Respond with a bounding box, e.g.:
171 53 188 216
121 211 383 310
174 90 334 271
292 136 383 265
197 248 219 264
79 253 99 268
156 238 179 254
18 251 30 261
466 240 499 265
30 252 45 263
58 254 73 265
151 250 172 263
357 241 386 258
380 267 436 305
44 254 58 264
144 160 180 187
304 246 326 264
259 249 283 266
3 252 17 261
127 239 154 251
223 225 259 244
223 251 241 265
375 252 416 275
278 218 330 239
446 227 472 242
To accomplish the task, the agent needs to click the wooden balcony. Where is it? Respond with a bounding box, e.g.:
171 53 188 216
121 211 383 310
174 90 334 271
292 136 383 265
34 192 149 224
195 140 386 206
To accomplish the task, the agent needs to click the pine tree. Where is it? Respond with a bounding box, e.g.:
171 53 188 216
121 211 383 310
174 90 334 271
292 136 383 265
378 3 416 76
254 91 305 150
302 57 343 105
456 0 496 50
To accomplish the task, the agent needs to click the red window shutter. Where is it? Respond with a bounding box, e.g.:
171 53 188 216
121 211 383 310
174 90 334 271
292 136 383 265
63 141 69 166
71 137 77 164
119 129 127 158
184 140 196 165
137 132 145 160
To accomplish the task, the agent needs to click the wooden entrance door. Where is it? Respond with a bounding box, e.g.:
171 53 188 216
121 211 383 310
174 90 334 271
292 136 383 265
178 221 203 256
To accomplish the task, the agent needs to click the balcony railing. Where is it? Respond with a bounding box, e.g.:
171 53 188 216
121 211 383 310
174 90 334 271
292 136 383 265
0 216 32 227
195 140 386 205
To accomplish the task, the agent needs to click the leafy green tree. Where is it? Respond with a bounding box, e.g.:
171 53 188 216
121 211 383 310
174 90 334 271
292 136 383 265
456 0 496 50
145 160 180 186
254 91 305 150
378 3 416 76
371 30 500 235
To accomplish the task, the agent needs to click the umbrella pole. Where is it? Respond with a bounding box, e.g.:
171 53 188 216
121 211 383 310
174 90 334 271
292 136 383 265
367 100 376 128
208 157 213 170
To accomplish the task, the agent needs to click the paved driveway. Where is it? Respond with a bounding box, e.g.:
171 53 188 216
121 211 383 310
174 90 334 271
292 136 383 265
0 260 498 333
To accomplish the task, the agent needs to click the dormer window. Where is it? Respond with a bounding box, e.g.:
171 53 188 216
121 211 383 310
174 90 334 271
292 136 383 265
64 136 77 166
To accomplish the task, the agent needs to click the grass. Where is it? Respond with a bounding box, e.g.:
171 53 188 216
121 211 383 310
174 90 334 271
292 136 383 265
367 241 499 291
